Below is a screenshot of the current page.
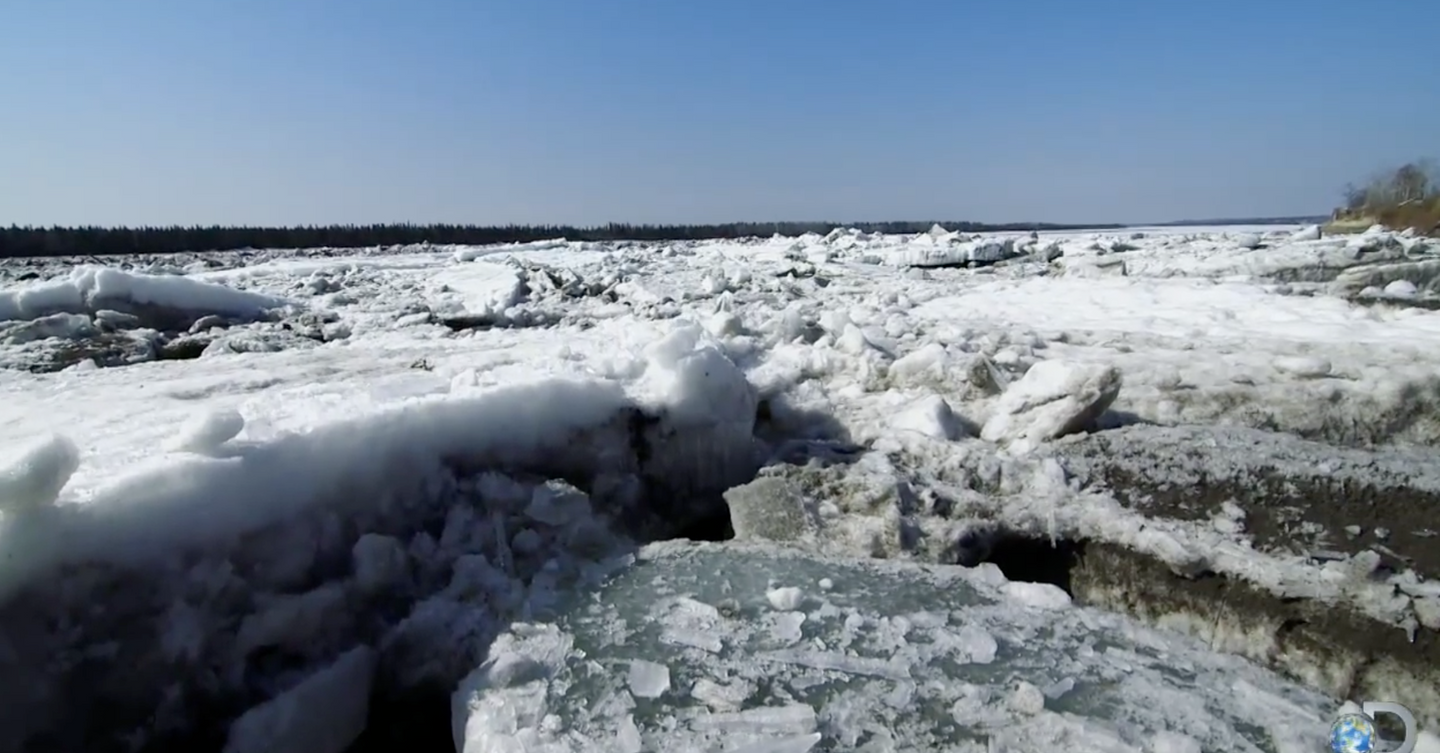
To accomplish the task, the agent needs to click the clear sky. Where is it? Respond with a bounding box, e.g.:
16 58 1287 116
2 0 1437 227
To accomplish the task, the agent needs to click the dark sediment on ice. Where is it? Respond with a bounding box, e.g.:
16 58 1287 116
1051 424 1440 580
1013 424 1440 728
1073 542 1438 726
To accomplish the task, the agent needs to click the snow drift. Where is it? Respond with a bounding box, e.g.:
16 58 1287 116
0 325 773 751
0 266 289 324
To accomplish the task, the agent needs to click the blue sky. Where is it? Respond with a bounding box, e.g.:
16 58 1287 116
1 0 1437 227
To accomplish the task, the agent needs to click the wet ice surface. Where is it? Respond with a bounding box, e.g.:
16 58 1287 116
456 541 1334 753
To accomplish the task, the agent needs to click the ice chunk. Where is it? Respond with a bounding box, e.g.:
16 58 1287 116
1384 279 1419 298
94 308 141 329
758 648 911 680
661 627 724 653
723 477 815 543
838 323 885 356
1289 225 1322 242
223 646 375 753
949 623 999 664
1009 681 1046 715
1413 596 1440 631
707 310 746 338
0 312 95 344
452 624 574 753
523 480 591 527
691 677 756 712
688 704 818 735
723 733 822 753
1150 730 1203 753
887 245 972 268
1004 581 1072 610
766 585 804 611
628 659 671 698
968 239 1019 264
889 343 949 384
770 611 806 644
892 393 967 440
616 714 644 753
981 359 1122 449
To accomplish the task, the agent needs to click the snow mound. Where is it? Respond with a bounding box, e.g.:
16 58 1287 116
166 408 247 453
0 433 80 514
0 378 635 600
0 347 786 749
0 266 288 324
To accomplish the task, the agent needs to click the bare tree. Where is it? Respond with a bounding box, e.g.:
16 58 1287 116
1342 182 1368 211
1344 159 1439 211
1392 162 1431 204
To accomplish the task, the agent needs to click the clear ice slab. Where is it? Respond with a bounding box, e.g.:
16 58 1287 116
454 540 1337 753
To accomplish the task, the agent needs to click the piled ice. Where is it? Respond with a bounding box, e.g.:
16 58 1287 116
3 222 1440 749
0 266 287 323
0 266 296 371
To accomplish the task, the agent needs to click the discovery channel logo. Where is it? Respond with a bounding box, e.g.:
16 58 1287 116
1330 702 1418 753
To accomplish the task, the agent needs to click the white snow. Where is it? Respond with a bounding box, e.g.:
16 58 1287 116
166 408 247 453
429 261 528 316
0 433 80 513
0 265 288 322
2 224 1439 750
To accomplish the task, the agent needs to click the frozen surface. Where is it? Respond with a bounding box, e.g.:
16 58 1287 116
455 540 1349 753
0 265 288 323
3 225 1440 749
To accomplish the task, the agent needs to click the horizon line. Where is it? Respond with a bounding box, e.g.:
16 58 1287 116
2 214 1330 232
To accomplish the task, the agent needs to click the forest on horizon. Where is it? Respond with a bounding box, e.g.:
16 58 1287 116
0 216 1324 259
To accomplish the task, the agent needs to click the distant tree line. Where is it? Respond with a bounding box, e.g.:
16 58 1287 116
0 220 1126 259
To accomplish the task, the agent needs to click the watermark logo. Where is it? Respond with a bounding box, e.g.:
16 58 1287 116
1330 702 1417 753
